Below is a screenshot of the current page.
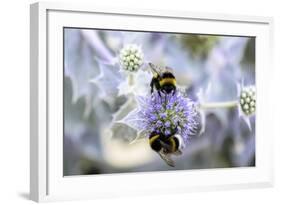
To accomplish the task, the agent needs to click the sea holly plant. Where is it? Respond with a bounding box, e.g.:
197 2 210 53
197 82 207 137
64 29 256 171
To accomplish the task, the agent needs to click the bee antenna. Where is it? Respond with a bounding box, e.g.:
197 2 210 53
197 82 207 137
165 66 173 72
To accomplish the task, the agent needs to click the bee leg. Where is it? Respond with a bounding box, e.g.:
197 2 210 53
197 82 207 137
158 90 162 97
150 81 154 94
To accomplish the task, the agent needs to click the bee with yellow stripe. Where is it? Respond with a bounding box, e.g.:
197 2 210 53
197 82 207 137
149 128 183 167
149 63 177 96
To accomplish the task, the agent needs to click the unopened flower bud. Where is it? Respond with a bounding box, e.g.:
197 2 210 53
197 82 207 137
119 44 143 72
239 86 256 116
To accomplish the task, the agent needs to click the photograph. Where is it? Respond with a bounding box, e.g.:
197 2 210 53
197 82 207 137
63 28 256 176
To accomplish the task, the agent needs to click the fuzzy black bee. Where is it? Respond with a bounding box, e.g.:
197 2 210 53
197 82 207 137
149 63 177 96
149 128 183 167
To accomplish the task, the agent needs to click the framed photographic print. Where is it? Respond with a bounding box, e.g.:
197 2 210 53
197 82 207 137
30 2 274 202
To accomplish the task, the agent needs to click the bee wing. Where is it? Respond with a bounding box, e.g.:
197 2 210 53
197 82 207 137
148 62 162 75
158 149 175 167
172 150 182 156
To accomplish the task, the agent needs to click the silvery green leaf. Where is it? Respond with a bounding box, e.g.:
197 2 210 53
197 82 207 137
64 29 105 117
132 70 151 96
117 70 151 97
116 108 141 131
110 94 147 142
64 29 100 103
64 77 107 169
90 61 124 100
197 82 229 134
110 123 138 142
129 130 148 144
114 95 151 143
205 37 249 92
64 77 89 139
112 94 137 122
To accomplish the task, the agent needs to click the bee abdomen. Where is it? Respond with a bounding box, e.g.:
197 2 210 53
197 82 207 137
159 77 176 87
149 134 162 152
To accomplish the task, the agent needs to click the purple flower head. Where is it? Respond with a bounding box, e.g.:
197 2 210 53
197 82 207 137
164 129 171 135
138 91 199 144
164 121 171 127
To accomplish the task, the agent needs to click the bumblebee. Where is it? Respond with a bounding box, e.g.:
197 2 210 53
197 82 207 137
149 129 183 167
149 63 177 95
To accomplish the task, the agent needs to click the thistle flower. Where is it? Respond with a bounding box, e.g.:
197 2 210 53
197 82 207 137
119 44 144 72
137 91 199 144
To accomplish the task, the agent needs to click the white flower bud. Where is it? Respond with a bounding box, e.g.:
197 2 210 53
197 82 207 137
119 44 144 72
243 104 249 110
239 86 256 116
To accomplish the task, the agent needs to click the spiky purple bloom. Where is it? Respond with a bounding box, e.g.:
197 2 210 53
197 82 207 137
138 91 199 144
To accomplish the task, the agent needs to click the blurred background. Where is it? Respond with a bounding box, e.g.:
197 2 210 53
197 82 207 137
63 28 255 176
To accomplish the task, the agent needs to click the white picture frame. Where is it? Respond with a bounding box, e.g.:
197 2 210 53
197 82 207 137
30 2 274 202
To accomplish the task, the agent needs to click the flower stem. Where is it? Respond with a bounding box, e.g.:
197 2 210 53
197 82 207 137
128 73 135 86
200 100 238 109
